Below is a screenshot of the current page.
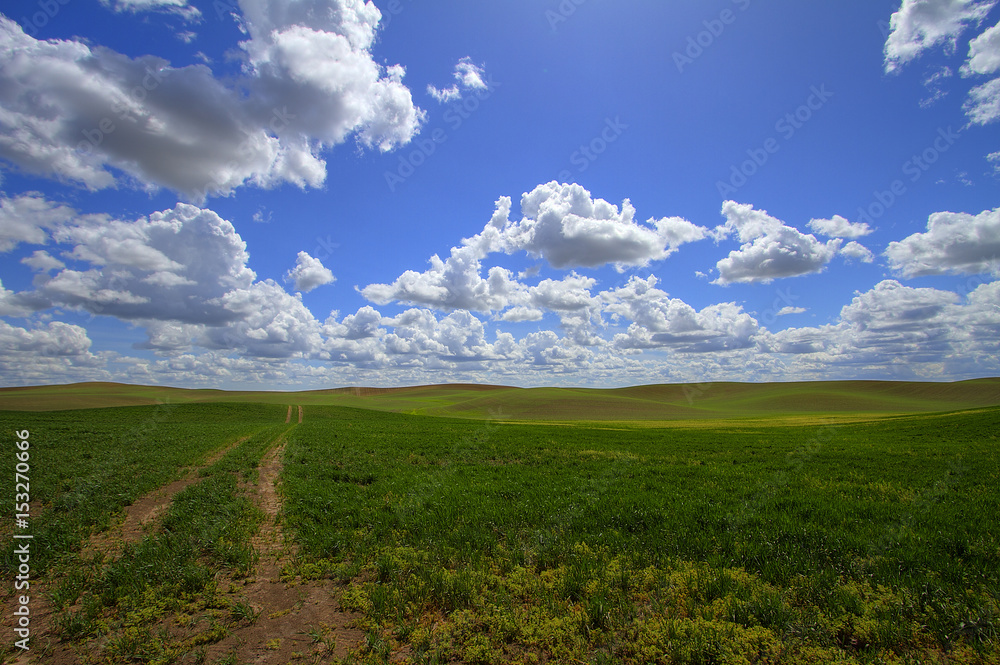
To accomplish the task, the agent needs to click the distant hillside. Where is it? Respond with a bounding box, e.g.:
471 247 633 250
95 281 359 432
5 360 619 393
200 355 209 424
399 379 1000 421
2 378 1000 421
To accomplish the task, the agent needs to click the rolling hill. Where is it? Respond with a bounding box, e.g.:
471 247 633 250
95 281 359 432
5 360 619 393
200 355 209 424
2 378 1000 422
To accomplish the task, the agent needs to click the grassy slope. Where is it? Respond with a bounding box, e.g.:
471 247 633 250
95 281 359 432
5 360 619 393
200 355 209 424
0 382 516 412
3 378 1000 422
429 379 1000 420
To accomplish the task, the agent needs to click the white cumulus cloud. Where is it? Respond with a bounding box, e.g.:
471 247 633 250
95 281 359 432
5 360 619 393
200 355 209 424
961 20 1000 126
36 203 256 323
0 0 424 200
0 280 35 317
840 241 876 263
964 76 1000 123
361 183 708 314
206 280 325 359
361 246 523 313
712 202 842 285
0 194 76 252
428 56 488 103
508 182 709 271
0 319 94 357
100 0 202 21
808 214 874 238
529 274 604 346
884 0 996 72
964 20 1000 74
21 250 65 272
989 150 1000 172
605 276 760 353
287 251 335 292
886 207 1000 276
240 0 425 151
382 308 495 362
501 306 544 322
0 197 341 362
764 279 1000 381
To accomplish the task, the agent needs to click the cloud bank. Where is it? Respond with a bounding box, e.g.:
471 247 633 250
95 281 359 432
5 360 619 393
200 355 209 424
0 0 424 200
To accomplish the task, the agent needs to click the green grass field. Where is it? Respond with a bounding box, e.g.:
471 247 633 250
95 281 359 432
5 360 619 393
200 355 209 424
280 405 1000 664
1 381 998 663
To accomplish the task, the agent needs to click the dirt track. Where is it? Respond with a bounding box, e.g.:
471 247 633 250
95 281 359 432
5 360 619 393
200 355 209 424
3 406 362 664
206 406 363 663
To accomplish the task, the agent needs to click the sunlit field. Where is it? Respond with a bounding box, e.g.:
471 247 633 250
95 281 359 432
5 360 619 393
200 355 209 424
1 382 998 663
282 405 1000 664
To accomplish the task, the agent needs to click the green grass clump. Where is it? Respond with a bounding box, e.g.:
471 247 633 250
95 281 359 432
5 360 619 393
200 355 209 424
280 405 1000 663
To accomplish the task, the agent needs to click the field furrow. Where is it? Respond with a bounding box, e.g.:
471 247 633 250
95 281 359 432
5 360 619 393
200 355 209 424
1 404 288 663
91 434 251 558
207 414 363 663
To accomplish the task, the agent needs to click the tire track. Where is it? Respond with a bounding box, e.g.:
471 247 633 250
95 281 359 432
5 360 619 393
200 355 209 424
209 406 363 663
0 428 260 665
86 434 248 555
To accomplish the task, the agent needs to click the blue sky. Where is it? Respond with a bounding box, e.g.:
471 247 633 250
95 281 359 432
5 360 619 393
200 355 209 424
0 0 998 389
